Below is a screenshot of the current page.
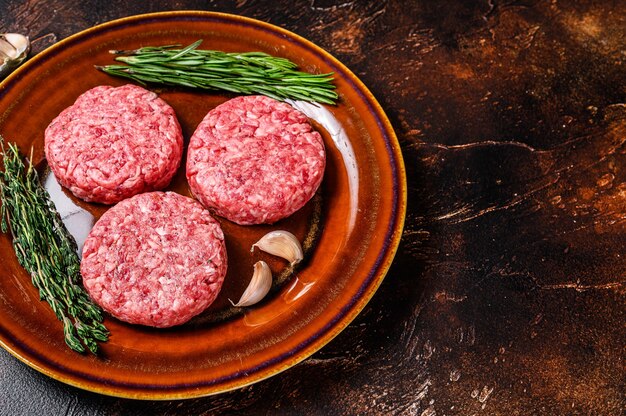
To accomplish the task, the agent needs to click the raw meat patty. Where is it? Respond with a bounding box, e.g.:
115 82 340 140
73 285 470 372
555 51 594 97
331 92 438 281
186 95 325 225
80 192 227 328
45 84 183 204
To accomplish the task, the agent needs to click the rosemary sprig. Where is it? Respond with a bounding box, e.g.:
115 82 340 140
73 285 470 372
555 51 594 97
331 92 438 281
0 138 108 354
96 40 338 105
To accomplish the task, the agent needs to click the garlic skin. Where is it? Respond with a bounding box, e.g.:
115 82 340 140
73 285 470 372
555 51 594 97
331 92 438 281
230 261 272 307
252 230 303 266
0 33 30 78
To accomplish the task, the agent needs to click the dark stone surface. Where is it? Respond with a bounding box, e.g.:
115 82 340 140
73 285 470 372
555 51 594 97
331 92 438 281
1 0 624 414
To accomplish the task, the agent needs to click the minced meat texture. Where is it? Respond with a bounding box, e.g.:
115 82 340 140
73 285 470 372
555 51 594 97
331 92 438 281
80 192 227 328
45 84 183 204
186 95 326 225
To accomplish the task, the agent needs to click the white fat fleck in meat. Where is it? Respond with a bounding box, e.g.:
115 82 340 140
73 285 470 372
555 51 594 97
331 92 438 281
80 192 227 328
186 95 326 225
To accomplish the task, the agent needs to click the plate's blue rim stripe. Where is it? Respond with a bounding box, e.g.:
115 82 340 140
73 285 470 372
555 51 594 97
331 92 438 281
0 11 404 394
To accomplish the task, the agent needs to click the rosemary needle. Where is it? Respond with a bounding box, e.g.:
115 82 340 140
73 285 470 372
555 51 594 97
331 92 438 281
96 40 338 105
0 138 108 354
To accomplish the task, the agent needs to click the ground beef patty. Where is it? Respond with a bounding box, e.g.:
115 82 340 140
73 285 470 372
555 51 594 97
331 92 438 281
186 95 325 225
45 84 183 204
80 192 227 328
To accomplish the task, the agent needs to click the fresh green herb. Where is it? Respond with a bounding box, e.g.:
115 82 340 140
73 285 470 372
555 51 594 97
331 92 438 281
0 138 108 354
96 40 338 105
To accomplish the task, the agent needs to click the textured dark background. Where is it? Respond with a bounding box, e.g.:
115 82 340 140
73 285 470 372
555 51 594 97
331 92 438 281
1 0 625 415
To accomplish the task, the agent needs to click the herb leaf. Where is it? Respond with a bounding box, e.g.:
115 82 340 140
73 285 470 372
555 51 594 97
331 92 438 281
0 138 108 354
97 40 338 105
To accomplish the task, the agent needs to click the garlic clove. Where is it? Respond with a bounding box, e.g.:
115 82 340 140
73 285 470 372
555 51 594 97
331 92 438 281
229 261 272 307
0 34 29 59
251 230 303 266
0 33 30 78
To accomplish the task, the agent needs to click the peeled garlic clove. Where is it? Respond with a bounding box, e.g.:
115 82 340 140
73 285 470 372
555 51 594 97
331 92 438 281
0 33 30 78
251 230 303 266
229 261 272 307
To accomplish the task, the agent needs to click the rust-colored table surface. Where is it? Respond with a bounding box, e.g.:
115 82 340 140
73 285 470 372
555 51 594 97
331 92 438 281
1 1 624 415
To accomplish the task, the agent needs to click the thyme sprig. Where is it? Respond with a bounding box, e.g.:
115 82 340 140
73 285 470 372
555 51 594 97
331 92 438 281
96 40 338 104
0 139 108 354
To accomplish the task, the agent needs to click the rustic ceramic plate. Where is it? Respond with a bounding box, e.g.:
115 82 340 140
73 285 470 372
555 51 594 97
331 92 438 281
0 11 405 399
